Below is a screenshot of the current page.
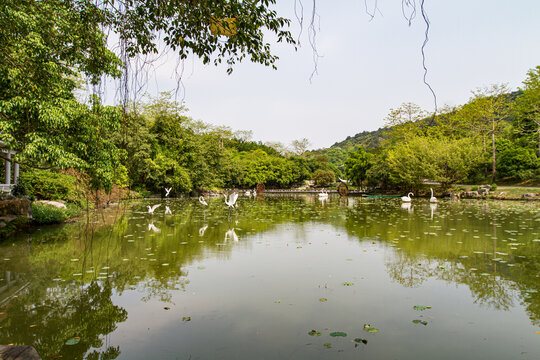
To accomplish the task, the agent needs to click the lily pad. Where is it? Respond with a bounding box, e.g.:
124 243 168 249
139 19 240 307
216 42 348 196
329 332 347 337
323 342 332 348
182 316 191 322
341 282 354 286
308 329 321 336
412 320 428 326
65 337 80 345
354 338 368 344
413 305 431 311
364 327 379 333
319 298 328 302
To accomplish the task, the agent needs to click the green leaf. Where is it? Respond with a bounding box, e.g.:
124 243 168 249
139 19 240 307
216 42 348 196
329 332 347 337
413 305 431 311
323 342 332 348
65 337 80 345
354 338 368 344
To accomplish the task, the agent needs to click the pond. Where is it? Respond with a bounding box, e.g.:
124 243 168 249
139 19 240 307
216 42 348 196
0 195 539 359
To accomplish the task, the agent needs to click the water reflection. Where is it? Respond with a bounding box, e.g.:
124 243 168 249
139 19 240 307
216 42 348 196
0 197 539 359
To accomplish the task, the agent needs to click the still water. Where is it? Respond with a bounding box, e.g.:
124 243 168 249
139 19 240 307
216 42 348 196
0 195 539 359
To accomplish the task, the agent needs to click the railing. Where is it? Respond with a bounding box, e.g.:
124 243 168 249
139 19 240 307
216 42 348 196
0 184 14 193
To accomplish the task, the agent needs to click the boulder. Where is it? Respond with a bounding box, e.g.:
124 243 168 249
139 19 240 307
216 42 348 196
0 198 32 217
463 191 480 198
35 200 67 209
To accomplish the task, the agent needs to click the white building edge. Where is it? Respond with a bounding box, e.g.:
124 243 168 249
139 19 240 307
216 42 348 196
0 140 19 193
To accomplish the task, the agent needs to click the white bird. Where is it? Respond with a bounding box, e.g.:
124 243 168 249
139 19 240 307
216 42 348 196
339 177 349 184
429 188 438 203
401 192 413 202
253 189 257 196
148 222 160 232
318 190 329 198
164 187 172 197
224 192 238 208
245 190 251 196
147 204 161 214
165 206 172 215
199 196 208 206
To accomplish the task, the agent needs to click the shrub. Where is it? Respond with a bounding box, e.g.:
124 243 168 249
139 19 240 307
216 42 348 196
312 169 335 187
471 185 479 191
21 170 83 205
490 183 497 191
31 203 68 224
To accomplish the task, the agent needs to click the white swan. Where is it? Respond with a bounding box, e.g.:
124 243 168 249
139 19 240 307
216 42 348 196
147 204 161 214
430 188 438 203
339 177 349 184
199 196 208 206
318 190 329 198
165 206 172 215
401 192 413 202
164 187 172 197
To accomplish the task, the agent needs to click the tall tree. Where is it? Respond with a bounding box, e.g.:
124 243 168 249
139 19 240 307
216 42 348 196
461 84 511 183
514 66 540 156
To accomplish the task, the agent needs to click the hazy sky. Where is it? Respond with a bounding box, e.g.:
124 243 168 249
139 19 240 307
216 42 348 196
108 0 540 149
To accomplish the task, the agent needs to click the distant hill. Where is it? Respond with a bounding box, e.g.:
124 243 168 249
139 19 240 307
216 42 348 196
307 127 387 167
329 127 386 151
307 90 521 168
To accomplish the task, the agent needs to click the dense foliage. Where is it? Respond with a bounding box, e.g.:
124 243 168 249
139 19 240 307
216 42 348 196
316 76 540 190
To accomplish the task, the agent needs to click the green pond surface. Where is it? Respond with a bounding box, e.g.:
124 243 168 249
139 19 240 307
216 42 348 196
1 195 539 359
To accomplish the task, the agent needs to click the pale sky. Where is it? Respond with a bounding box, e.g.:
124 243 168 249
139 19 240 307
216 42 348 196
105 0 540 150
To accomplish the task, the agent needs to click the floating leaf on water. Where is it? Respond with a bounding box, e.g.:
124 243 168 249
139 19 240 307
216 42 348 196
412 320 428 326
354 338 368 344
164 307 170 310
363 327 379 333
330 332 347 337
274 300 281 303
197 266 206 270
346 259 353 261
413 305 431 311
323 343 332 348
342 282 354 286
65 337 80 345
308 329 321 336
182 316 191 322
319 298 328 302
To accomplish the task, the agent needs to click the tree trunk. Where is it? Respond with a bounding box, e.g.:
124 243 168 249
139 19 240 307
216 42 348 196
538 128 540 157
491 121 496 184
